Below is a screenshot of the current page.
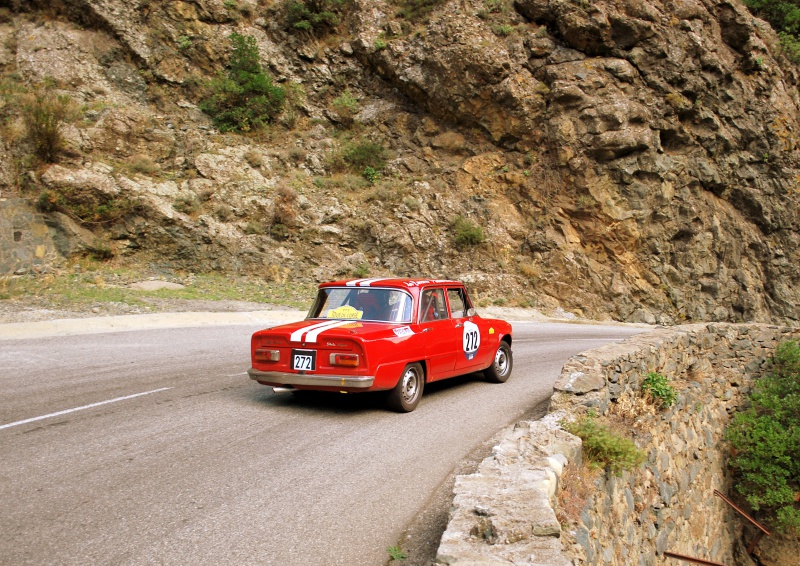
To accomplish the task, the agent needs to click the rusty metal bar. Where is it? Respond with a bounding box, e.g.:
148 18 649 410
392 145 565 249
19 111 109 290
713 489 771 536
746 531 766 555
664 550 727 566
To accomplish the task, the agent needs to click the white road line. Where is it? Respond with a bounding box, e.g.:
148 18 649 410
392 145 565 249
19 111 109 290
0 387 173 431
512 338 626 343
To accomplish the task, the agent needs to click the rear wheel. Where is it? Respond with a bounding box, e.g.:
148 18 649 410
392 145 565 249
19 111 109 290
484 342 512 383
387 363 424 412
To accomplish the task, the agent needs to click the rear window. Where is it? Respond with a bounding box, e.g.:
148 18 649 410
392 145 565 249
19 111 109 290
308 288 413 323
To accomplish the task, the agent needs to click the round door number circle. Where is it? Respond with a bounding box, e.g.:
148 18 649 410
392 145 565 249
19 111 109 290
463 321 480 360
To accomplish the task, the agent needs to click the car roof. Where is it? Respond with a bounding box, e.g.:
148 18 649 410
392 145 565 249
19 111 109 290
319 278 462 290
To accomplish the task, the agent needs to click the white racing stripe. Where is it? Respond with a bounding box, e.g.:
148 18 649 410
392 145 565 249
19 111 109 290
304 320 354 343
290 320 343 342
345 278 386 287
0 387 173 431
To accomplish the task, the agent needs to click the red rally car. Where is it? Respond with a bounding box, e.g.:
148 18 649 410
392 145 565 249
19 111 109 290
248 278 513 412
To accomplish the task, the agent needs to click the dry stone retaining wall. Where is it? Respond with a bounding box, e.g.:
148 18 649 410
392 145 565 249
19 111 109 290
0 198 61 276
437 323 800 565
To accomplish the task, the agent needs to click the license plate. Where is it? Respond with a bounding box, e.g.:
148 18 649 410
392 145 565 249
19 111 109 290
292 349 316 371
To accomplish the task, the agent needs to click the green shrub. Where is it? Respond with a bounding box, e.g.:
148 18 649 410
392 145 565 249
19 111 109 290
493 24 514 36
342 140 387 170
244 220 266 235
362 166 380 184
779 31 800 63
270 222 290 240
744 0 800 36
483 0 508 13
352 262 370 278
563 413 646 476
743 0 800 64
452 215 486 248
129 154 160 175
331 89 358 124
725 340 800 532
22 90 77 163
173 193 202 215
285 0 346 33
396 0 446 20
641 372 677 408
387 546 407 561
200 33 285 132
0 74 26 122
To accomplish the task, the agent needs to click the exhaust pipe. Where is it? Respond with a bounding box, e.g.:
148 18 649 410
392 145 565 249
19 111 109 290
273 386 296 394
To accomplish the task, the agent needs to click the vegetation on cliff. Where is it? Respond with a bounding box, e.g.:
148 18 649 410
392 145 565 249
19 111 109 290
199 32 285 132
562 412 646 476
726 340 800 532
745 0 800 61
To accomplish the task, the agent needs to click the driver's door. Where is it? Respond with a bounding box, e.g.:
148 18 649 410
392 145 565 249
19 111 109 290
418 288 458 380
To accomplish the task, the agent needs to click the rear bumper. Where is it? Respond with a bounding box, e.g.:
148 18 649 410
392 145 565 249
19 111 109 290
247 368 375 389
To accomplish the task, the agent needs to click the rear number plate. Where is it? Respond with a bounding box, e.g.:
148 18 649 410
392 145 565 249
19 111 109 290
292 349 316 371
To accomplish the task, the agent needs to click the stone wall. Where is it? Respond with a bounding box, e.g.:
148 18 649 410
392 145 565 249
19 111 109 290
437 323 800 565
0 198 61 275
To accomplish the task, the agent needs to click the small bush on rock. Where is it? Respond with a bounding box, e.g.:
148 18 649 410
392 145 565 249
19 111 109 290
563 412 646 476
331 89 358 126
285 0 347 33
452 215 486 248
200 33 285 132
641 372 677 408
396 0 446 20
173 193 202 215
725 340 800 532
22 88 78 163
342 140 387 171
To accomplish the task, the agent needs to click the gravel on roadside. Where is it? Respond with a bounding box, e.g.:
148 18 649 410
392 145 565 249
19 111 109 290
0 297 297 324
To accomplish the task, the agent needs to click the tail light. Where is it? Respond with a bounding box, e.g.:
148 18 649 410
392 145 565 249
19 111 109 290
255 349 280 363
329 353 359 367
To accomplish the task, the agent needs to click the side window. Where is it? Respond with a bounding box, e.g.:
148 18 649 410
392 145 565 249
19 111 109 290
420 289 448 323
447 288 468 318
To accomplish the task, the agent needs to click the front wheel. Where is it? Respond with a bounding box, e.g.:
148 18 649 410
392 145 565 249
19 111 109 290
484 342 512 383
387 363 425 412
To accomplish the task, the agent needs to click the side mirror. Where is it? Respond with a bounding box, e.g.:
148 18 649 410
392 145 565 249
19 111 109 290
467 308 476 317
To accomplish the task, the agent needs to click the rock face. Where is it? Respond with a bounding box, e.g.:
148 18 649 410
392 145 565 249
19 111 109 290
1 0 800 323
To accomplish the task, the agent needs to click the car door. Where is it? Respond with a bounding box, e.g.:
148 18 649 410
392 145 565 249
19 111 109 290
418 287 459 379
448 287 486 374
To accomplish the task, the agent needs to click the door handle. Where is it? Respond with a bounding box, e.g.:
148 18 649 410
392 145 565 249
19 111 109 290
423 328 431 332
455 323 463 328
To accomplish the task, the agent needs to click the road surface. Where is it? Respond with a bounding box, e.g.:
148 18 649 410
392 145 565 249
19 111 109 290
0 317 647 565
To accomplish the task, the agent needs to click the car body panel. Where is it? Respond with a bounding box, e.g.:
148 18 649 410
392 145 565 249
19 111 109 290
248 278 513 398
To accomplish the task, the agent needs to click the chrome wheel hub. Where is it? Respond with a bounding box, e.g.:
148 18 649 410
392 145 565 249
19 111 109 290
402 369 419 402
495 349 508 376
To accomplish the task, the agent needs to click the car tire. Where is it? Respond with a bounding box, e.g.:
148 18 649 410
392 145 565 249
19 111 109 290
484 342 512 383
387 363 425 412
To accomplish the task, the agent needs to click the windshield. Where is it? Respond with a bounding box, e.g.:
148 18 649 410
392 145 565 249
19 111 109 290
308 287 413 323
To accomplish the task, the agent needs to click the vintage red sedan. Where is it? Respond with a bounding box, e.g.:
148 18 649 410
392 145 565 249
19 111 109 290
248 278 513 412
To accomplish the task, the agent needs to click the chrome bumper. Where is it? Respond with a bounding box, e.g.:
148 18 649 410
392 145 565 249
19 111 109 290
247 368 375 389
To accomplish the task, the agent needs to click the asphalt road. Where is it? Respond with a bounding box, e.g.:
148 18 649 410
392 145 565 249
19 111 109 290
0 318 647 565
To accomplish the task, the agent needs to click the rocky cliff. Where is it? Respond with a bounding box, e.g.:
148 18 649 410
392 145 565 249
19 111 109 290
1 0 799 323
